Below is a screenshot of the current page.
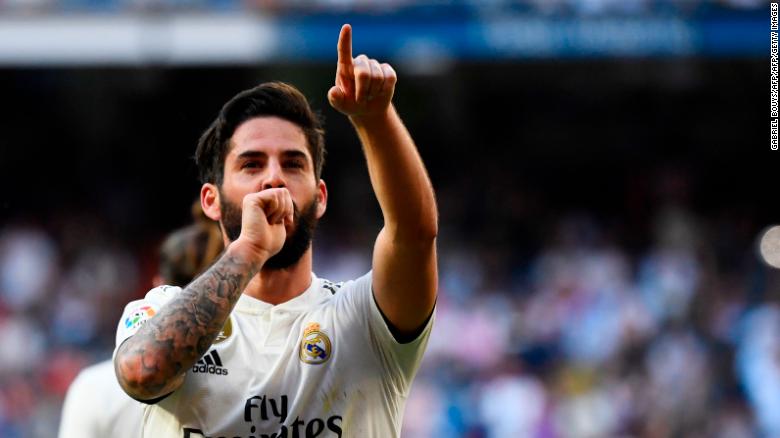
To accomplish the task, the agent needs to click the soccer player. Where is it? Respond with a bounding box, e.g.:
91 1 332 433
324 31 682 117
113 24 438 437
58 204 223 438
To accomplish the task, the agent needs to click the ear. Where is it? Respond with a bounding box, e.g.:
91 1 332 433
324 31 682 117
316 179 328 219
201 183 222 222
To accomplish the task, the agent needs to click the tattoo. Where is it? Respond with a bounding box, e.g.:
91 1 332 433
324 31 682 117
116 252 257 399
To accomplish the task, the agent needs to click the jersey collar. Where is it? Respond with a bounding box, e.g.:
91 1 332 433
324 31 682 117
234 273 329 314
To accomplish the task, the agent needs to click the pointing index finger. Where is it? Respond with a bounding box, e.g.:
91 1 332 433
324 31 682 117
337 24 352 66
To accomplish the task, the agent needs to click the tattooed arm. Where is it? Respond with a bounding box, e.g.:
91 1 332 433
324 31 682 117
114 188 293 401
114 245 256 400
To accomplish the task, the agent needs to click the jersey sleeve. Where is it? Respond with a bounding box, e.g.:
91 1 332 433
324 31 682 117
336 272 435 396
113 285 181 357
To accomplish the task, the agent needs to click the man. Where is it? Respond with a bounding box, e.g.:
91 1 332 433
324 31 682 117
59 204 223 438
114 24 438 437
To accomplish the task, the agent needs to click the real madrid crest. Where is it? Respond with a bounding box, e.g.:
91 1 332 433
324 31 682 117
299 322 332 365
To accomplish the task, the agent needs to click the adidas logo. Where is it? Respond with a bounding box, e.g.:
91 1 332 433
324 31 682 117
192 350 229 376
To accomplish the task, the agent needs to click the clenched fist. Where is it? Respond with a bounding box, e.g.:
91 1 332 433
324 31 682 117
234 188 294 266
328 24 397 120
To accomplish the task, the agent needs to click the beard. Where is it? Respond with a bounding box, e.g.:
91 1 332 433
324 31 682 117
220 190 319 270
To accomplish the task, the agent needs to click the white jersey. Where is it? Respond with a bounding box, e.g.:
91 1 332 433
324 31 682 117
114 272 433 438
58 360 143 438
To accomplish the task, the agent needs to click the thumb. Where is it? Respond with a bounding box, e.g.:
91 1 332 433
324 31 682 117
328 86 346 108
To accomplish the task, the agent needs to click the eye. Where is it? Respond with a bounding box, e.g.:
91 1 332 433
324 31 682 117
242 161 261 169
284 160 305 169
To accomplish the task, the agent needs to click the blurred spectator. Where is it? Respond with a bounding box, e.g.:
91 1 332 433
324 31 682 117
57 202 223 438
737 304 780 437
0 227 58 311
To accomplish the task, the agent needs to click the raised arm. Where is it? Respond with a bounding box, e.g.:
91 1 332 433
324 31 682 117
328 24 438 339
114 188 293 400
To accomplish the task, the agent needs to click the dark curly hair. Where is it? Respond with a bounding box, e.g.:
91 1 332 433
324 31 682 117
195 82 326 185
158 201 223 286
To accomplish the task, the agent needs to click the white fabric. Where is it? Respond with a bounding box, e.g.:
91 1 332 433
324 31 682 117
113 272 434 438
58 360 144 438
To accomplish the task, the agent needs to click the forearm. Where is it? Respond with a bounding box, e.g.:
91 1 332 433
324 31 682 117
115 242 259 400
351 105 438 240
329 25 438 334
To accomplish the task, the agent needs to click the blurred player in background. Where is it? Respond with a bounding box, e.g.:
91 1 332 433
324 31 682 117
113 24 437 437
154 201 225 288
58 202 222 438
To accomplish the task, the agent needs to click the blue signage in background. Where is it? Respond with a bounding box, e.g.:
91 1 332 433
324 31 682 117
275 10 765 61
0 2 765 65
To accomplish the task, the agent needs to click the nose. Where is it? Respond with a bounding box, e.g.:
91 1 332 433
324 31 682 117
262 159 286 190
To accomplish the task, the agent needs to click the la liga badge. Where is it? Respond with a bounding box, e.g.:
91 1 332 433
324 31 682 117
124 305 156 330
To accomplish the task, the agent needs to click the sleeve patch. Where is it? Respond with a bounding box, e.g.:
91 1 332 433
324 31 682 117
123 305 156 330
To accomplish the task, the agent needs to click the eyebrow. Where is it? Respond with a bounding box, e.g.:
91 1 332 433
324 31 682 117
235 150 309 161
234 149 310 169
282 150 309 162
236 150 267 160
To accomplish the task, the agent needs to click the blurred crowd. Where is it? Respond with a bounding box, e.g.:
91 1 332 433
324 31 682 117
0 212 145 437
0 190 777 437
0 0 765 15
396 205 780 438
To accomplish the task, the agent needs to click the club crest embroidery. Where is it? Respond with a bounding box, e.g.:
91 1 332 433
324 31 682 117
299 322 332 365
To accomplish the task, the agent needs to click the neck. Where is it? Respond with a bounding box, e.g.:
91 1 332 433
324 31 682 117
241 249 314 305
